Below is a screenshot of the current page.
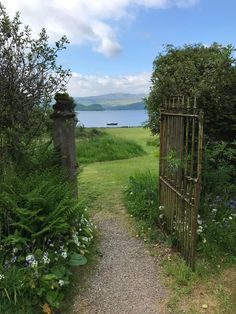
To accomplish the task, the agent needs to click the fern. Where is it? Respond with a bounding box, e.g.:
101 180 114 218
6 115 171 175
0 161 82 251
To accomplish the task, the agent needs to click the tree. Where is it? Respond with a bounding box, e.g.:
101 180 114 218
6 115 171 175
0 4 71 168
146 44 236 142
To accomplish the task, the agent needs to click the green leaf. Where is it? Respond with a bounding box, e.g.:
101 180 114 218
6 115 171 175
46 290 63 309
68 253 87 266
42 274 57 282
51 265 66 279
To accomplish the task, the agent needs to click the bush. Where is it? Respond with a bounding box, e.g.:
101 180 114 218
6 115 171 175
197 141 236 260
146 43 236 141
76 132 146 164
0 145 94 313
197 200 236 259
202 141 236 203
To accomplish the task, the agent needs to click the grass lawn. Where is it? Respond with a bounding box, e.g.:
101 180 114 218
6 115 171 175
78 127 158 212
103 127 158 152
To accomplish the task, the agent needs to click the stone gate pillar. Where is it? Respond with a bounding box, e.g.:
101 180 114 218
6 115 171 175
50 93 78 198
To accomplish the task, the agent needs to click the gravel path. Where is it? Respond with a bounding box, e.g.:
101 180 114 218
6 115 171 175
71 207 168 314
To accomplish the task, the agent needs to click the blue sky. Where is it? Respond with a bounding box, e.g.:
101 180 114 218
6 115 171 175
62 1 236 75
2 0 236 96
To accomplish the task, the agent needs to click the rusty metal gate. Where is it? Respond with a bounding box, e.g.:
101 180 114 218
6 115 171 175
159 96 204 270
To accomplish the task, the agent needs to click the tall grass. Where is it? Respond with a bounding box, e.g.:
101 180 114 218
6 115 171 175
76 130 146 164
124 171 162 241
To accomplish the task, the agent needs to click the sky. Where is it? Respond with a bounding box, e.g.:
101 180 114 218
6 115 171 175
1 0 236 96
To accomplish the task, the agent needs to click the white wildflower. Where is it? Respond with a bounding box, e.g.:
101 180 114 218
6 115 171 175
31 260 38 268
13 247 18 254
58 280 64 287
159 205 164 210
229 216 233 220
72 232 81 246
0 274 5 280
26 254 35 264
42 253 50 265
197 228 203 235
212 208 217 213
203 238 207 243
159 214 164 219
61 251 67 259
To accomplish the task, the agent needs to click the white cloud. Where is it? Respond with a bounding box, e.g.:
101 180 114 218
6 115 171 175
67 72 151 96
1 0 198 57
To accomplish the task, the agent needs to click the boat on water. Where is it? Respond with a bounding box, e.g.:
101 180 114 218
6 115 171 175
106 122 118 126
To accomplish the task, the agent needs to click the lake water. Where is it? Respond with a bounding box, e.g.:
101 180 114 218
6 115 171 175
76 110 147 127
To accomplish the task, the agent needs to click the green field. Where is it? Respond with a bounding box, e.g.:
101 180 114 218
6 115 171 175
78 127 158 212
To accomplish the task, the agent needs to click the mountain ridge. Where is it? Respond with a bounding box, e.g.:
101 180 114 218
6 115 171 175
74 92 146 107
75 101 145 111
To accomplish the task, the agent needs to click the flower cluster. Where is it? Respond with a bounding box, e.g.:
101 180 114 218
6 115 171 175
72 232 81 247
197 196 236 254
42 252 50 265
0 207 95 311
26 254 38 268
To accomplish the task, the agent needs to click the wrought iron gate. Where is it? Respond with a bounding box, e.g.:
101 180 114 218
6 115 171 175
159 96 204 270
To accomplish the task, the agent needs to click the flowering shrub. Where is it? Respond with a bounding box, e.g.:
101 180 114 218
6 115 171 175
0 151 94 313
197 196 236 258
197 141 236 260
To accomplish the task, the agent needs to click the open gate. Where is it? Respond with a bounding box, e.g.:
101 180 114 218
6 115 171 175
159 96 204 270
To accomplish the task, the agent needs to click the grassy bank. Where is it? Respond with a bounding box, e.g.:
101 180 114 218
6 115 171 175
75 127 146 164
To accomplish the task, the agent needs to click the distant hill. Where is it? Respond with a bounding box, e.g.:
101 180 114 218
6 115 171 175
76 103 104 111
107 102 145 110
74 93 146 106
75 101 145 111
